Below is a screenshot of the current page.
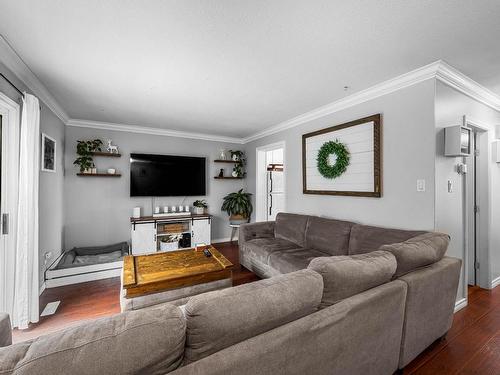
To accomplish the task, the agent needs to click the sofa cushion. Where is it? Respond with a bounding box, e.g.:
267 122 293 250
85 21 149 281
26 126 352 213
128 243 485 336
0 304 186 375
379 232 450 277
268 248 328 274
305 216 355 255
275 213 309 247
183 269 323 364
308 250 397 308
348 224 426 255
241 237 302 264
0 313 11 348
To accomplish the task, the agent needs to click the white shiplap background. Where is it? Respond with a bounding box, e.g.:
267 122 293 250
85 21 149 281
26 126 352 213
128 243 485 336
305 121 374 192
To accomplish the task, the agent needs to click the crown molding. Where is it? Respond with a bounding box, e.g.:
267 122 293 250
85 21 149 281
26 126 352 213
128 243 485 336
242 61 442 143
243 60 500 143
66 119 244 144
436 61 500 113
0 35 69 123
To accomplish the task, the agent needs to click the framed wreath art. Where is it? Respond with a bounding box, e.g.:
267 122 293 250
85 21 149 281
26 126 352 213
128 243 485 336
317 140 350 179
302 114 381 197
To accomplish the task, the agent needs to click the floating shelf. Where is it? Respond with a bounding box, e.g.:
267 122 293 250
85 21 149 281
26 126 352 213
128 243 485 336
214 159 242 164
214 176 243 180
91 151 121 157
77 173 122 177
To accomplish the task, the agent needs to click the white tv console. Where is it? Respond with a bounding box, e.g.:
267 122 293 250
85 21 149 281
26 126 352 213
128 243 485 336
130 213 211 255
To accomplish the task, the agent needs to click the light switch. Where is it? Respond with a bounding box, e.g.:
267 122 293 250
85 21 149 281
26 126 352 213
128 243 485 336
416 179 426 192
448 180 453 193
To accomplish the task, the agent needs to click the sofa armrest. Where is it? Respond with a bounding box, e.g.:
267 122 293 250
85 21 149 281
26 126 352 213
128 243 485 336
0 312 12 347
239 221 275 245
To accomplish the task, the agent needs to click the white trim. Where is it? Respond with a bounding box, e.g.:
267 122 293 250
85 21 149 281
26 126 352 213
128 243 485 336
46 260 123 279
0 35 69 123
436 62 500 113
66 119 244 144
45 268 122 288
243 60 500 143
491 276 500 289
454 298 467 313
212 237 231 244
39 282 46 296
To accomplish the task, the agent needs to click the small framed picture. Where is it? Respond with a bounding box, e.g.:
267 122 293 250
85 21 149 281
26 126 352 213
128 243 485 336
41 133 56 173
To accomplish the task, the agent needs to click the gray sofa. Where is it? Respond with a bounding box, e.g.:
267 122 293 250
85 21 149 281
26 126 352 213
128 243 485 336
239 212 462 370
0 213 461 374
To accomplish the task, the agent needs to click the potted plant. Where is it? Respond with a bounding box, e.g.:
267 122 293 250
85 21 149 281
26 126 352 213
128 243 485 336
221 189 253 224
193 199 208 215
73 139 103 173
229 150 246 178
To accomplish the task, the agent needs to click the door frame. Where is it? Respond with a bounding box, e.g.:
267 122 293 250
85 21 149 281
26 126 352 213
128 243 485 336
255 141 286 222
463 116 489 290
0 91 20 315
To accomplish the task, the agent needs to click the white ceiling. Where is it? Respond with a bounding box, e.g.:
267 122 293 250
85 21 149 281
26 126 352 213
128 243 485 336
0 0 499 138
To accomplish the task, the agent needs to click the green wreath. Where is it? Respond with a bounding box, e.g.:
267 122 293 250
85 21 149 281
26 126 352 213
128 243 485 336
317 140 350 179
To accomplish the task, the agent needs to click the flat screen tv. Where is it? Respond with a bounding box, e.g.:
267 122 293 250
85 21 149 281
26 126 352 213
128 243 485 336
130 153 206 196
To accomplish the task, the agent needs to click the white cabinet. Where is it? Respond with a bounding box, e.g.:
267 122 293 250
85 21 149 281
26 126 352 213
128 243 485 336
131 215 212 254
131 222 156 255
191 217 211 245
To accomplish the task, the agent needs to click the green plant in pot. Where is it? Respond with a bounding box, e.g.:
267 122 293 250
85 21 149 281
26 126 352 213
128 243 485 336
73 139 103 173
221 189 253 225
193 199 208 215
229 150 246 178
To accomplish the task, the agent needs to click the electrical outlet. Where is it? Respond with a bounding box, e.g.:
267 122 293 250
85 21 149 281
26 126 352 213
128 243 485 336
44 251 52 260
416 179 426 192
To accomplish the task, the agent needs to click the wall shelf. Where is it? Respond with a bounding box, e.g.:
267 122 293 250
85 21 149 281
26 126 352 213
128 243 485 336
91 151 122 157
214 176 243 180
214 159 242 164
77 173 122 177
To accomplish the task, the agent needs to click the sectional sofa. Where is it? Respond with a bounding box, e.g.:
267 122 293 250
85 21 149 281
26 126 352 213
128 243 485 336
239 212 462 370
0 213 461 375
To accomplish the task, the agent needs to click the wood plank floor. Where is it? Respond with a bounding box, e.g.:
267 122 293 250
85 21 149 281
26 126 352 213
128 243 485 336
11 242 500 374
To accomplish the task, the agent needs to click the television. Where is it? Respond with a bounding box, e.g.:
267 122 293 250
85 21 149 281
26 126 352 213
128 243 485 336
130 153 206 196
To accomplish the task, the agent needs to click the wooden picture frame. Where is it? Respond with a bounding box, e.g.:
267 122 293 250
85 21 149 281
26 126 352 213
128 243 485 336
302 114 381 197
41 133 56 173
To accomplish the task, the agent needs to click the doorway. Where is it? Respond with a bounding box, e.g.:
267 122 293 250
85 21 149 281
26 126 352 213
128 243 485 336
0 91 20 316
465 118 488 289
256 142 285 222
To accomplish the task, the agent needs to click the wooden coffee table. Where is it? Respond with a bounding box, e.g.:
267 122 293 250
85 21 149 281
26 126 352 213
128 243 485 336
120 246 233 311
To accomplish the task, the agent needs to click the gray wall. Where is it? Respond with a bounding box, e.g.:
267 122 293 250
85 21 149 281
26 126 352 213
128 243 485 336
0 61 66 289
244 80 437 231
64 126 244 249
435 81 500 295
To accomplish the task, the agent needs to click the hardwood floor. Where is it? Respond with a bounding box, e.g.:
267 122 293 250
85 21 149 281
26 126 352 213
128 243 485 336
11 242 500 374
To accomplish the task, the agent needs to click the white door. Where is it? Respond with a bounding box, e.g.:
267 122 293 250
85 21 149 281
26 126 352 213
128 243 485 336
192 218 211 245
0 92 20 317
131 222 156 255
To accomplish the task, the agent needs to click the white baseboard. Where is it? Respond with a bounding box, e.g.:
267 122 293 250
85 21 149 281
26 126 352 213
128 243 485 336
490 276 500 289
39 282 46 296
454 298 467 313
212 237 232 244
45 268 122 288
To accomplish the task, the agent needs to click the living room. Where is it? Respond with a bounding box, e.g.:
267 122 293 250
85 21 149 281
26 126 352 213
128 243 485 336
1 1 500 374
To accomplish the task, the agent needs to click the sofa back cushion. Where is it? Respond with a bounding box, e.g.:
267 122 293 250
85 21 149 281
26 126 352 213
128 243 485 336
0 304 186 375
348 224 426 255
274 213 309 246
183 269 323 364
379 232 450 277
308 250 397 308
305 216 355 255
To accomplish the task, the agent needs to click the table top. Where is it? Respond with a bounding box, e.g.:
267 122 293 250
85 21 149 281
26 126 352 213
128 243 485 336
122 246 233 297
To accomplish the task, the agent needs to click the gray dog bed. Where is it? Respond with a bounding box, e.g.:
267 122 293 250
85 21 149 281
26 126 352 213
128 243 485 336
54 242 129 270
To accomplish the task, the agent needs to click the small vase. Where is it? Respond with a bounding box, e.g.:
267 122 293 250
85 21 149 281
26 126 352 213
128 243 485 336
194 206 205 215
83 168 92 174
232 171 238 177
91 168 97 174
232 154 239 161
218 149 227 160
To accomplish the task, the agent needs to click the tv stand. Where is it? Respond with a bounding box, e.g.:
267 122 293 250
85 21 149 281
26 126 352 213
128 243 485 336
130 214 211 255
